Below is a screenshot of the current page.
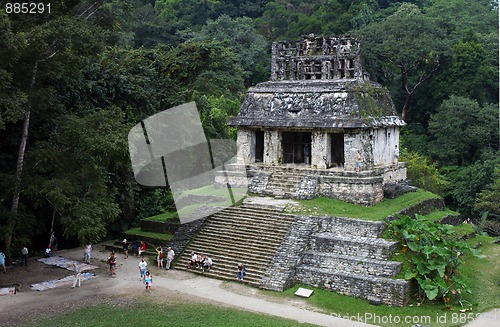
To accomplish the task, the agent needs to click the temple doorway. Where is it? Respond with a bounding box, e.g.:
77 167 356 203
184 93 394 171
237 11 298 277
282 132 311 164
255 131 264 162
330 133 344 167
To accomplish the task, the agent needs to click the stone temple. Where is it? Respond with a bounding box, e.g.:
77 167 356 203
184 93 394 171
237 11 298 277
226 35 407 205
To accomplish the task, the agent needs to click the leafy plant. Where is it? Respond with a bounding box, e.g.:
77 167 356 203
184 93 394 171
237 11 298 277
388 215 481 307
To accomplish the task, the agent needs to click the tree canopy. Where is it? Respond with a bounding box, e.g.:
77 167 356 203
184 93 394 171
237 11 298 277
0 0 498 260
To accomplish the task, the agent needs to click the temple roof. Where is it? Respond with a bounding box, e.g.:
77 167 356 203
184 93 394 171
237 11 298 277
229 79 405 129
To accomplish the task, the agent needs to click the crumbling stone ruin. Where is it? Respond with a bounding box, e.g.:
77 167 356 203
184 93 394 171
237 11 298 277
224 34 407 205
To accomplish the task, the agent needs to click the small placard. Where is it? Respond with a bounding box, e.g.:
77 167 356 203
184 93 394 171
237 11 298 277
294 287 313 298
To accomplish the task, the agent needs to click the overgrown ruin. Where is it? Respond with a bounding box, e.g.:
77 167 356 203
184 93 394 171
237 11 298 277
224 34 407 205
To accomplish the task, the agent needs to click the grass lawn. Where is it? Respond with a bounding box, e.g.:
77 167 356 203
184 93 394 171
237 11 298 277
143 211 180 223
287 189 439 220
421 208 460 223
123 227 173 241
34 302 315 327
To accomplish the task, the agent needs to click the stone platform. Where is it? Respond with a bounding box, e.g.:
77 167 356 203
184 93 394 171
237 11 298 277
215 163 407 206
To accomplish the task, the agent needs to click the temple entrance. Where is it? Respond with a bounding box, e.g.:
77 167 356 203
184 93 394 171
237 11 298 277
330 133 344 167
255 131 264 162
282 132 311 164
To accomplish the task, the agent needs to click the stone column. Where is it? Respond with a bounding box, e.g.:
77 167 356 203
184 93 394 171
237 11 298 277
311 131 328 169
264 130 282 165
236 128 255 164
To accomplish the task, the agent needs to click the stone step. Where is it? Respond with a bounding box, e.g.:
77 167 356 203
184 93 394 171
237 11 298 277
179 245 275 263
178 250 273 268
295 265 409 306
204 218 293 232
314 216 386 238
301 251 401 278
310 233 398 260
223 205 285 215
175 266 261 287
177 254 268 276
201 225 289 241
191 233 284 250
209 213 295 225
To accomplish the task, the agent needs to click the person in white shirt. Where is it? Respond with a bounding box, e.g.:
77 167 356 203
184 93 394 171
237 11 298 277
165 247 175 270
138 258 148 279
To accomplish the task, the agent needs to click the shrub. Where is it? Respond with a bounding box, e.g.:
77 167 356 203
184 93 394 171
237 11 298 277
387 215 481 308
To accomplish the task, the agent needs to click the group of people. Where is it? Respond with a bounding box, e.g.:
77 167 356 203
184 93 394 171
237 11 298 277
121 239 148 258
187 252 213 272
155 246 175 270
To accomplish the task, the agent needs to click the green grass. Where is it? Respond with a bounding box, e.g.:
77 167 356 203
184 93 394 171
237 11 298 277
34 302 315 327
123 227 173 241
462 234 500 312
143 211 180 223
287 189 439 220
420 209 460 222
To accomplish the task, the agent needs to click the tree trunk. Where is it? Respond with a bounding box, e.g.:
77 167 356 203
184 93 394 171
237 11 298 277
402 92 411 122
5 62 37 262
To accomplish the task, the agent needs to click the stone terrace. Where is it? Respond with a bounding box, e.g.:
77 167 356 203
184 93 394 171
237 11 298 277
174 197 411 306
174 204 296 286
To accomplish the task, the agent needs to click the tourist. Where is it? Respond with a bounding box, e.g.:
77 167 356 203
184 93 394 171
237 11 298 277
122 239 129 259
156 246 163 269
394 145 399 164
71 262 82 288
50 232 58 251
165 247 175 270
144 270 152 292
108 251 117 277
139 257 147 279
20 246 28 267
356 149 362 172
202 255 213 272
138 241 147 257
84 243 92 264
0 251 6 273
187 252 197 269
196 252 204 269
304 144 311 164
236 263 245 280
45 245 52 258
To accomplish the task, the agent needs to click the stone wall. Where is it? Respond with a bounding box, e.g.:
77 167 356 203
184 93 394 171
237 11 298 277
313 216 386 237
386 197 445 221
168 217 207 257
260 215 316 291
295 267 410 307
236 128 254 164
319 175 384 206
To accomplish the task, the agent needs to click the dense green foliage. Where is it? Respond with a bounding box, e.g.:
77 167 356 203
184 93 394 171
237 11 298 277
0 0 498 263
388 215 481 306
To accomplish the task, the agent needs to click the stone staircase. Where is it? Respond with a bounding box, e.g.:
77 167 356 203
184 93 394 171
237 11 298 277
263 171 304 198
174 204 296 286
295 216 410 306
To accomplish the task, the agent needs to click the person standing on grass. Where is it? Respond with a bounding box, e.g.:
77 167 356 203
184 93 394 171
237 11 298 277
165 247 175 270
144 271 152 292
139 258 147 279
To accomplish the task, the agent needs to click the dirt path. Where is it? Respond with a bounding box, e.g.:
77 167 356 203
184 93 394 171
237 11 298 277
0 245 497 327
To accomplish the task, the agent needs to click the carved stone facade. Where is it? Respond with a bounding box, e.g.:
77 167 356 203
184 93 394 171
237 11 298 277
227 35 407 205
